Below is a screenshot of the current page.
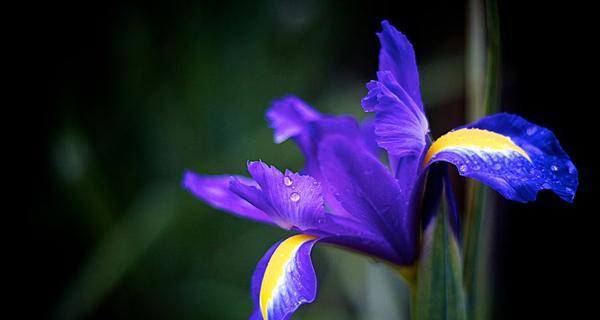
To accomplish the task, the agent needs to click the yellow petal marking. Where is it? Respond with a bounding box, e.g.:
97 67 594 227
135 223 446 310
260 234 317 320
424 128 530 166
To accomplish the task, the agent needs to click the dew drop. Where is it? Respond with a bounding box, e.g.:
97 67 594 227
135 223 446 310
526 126 537 136
566 187 573 193
567 162 576 174
516 167 523 174
493 163 502 170
290 192 301 202
550 165 558 172
542 182 551 189
472 164 480 171
283 176 293 186
459 164 467 173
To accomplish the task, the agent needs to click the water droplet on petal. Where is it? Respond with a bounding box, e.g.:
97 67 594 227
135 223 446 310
290 192 301 202
459 164 467 173
283 176 293 186
565 187 573 193
472 164 480 171
526 126 537 136
542 182 551 189
493 163 502 170
550 165 558 172
567 162 576 174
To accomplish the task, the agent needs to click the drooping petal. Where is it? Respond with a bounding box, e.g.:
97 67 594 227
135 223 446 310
230 161 325 230
378 20 424 110
359 116 383 157
250 234 319 320
318 135 418 265
304 213 404 265
182 171 274 224
424 113 578 203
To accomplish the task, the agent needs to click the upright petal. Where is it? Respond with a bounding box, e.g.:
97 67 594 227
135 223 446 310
378 20 424 110
361 70 430 210
266 96 369 173
266 96 321 145
230 161 325 230
362 21 429 189
250 234 319 320
318 136 418 265
182 171 274 224
362 71 429 159
424 113 578 203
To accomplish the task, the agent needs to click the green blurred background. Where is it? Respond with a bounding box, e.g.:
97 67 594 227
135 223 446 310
24 0 594 319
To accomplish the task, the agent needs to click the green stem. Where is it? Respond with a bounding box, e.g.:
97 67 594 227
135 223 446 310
463 0 501 319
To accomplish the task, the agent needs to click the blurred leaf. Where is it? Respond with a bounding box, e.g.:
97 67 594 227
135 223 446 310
415 194 466 320
463 0 501 318
364 262 410 320
462 183 493 320
56 182 178 320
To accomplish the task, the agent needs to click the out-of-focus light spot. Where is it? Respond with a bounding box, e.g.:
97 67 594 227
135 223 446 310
52 131 89 183
274 0 318 32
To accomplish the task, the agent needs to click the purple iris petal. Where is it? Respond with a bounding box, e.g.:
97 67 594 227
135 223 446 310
359 116 383 157
421 164 460 237
305 213 404 264
265 96 371 218
318 135 418 265
249 235 318 320
249 239 279 320
183 161 400 264
444 167 461 237
362 74 429 202
362 21 430 202
182 171 274 224
266 96 321 144
362 72 429 160
378 20 424 110
229 161 326 230
428 113 578 203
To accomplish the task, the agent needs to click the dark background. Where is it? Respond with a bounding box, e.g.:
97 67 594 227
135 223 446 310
17 0 595 319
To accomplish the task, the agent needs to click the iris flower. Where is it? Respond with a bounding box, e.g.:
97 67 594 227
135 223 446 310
183 21 578 320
